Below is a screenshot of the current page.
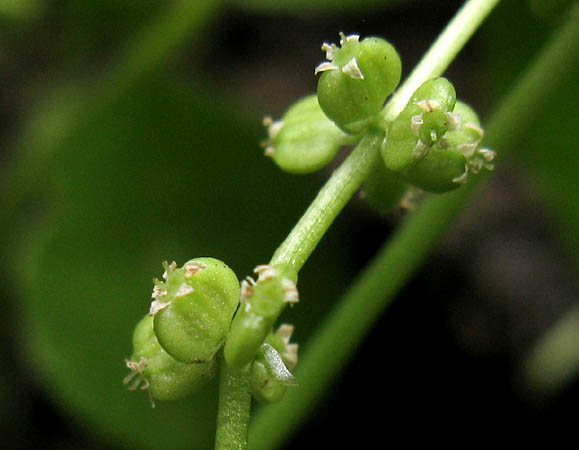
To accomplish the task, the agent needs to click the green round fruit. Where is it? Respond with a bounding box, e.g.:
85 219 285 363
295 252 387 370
363 159 409 214
265 95 353 174
224 265 298 369
316 33 401 134
152 258 239 364
401 146 467 193
125 315 216 402
382 77 457 172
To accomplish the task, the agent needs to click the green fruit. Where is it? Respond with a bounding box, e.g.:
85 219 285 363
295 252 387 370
264 95 354 174
401 146 467 193
224 265 298 369
410 77 456 113
401 100 490 193
452 100 480 126
151 258 239 364
363 159 410 214
124 315 216 402
316 33 401 134
382 77 457 172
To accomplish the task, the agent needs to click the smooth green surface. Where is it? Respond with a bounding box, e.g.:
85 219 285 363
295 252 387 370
270 95 351 174
363 160 409 214
402 146 466 193
153 258 240 363
215 358 252 450
225 279 286 369
130 315 216 401
317 36 401 134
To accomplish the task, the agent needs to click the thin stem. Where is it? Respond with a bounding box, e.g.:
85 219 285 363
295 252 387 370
250 7 579 449
270 132 382 272
381 0 500 122
269 0 500 275
215 354 252 450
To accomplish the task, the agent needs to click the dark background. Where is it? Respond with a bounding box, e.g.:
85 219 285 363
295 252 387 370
0 1 577 448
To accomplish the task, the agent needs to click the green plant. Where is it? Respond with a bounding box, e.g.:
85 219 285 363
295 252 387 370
119 0 575 447
1 0 578 449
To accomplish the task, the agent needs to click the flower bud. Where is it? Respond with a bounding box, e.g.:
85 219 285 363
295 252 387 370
151 258 239 364
316 33 401 134
224 265 298 369
263 95 353 174
124 315 216 402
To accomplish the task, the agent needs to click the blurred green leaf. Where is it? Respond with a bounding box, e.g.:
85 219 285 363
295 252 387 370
0 0 41 21
484 1 579 262
229 0 404 14
4 72 352 449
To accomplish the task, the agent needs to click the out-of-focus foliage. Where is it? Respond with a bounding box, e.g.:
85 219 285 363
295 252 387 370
0 0 577 449
485 0 579 261
229 0 403 14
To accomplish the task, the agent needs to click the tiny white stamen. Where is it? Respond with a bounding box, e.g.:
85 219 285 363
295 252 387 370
412 140 430 160
275 324 294 345
267 120 284 140
162 261 177 280
452 168 469 184
478 148 496 162
315 62 339 75
456 142 477 159
262 116 273 127
338 32 359 46
240 278 254 301
446 112 462 131
149 299 170 315
470 157 484 174
414 99 441 113
151 284 166 300
175 283 194 298
410 114 424 135
284 343 299 371
342 57 364 80
264 146 275 157
399 186 425 212
321 43 335 60
254 264 277 283
281 277 299 304
183 261 206 278
429 129 438 143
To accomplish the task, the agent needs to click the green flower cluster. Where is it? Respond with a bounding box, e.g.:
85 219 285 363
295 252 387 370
125 259 299 405
263 33 495 212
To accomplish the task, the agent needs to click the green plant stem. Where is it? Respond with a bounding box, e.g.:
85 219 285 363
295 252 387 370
381 0 500 122
269 0 499 275
215 354 252 450
270 132 382 272
250 7 579 449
